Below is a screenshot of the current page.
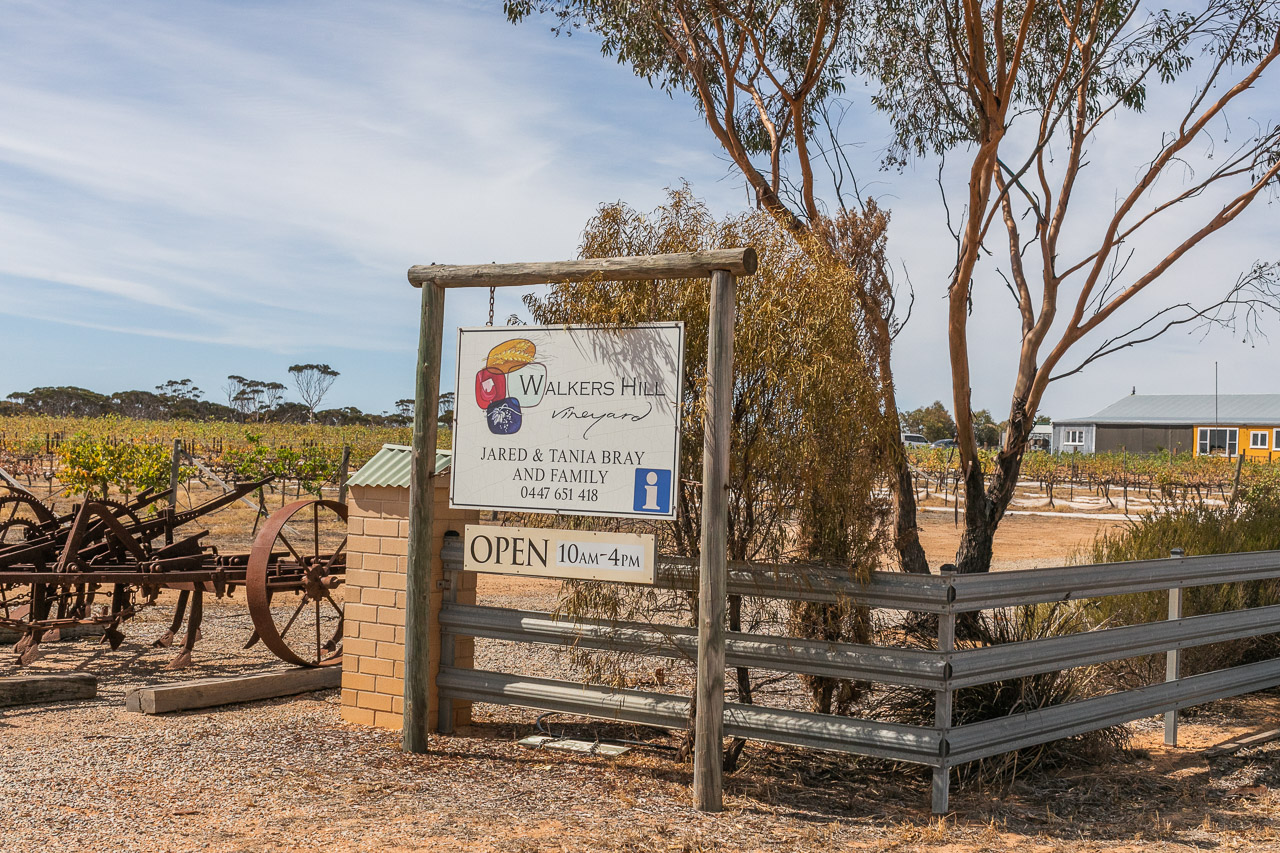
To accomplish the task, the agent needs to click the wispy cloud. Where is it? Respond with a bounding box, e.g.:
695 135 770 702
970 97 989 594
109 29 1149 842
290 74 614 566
0 0 733 406
1 0 1272 417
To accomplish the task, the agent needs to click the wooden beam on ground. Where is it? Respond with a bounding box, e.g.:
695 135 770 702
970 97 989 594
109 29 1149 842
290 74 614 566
408 249 757 288
0 673 97 707
1204 727 1280 759
124 666 341 714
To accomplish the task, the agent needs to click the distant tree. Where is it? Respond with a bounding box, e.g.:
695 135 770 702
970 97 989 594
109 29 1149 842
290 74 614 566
438 391 455 430
902 401 956 443
288 364 339 423
972 410 1000 449
224 375 251 418
386 398 414 427
272 401 311 423
259 382 286 418
315 406 377 426
225 376 286 422
7 386 110 417
152 379 206 419
109 390 168 420
156 379 202 401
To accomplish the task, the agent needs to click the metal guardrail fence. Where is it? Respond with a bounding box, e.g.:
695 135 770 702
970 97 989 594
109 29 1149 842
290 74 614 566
436 539 1280 813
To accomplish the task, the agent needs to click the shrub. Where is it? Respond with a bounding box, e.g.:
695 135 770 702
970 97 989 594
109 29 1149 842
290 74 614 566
57 434 171 501
880 603 1128 785
1076 485 1280 681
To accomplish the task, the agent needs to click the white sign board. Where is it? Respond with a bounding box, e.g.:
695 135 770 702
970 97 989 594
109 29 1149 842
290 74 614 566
450 323 684 519
462 525 656 584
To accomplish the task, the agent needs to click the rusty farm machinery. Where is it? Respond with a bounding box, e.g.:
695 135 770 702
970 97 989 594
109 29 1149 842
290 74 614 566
0 480 346 669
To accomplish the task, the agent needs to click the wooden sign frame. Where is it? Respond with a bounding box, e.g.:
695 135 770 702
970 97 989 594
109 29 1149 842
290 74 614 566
404 247 755 813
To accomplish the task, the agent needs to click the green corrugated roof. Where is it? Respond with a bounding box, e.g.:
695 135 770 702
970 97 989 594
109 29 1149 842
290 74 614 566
347 444 451 488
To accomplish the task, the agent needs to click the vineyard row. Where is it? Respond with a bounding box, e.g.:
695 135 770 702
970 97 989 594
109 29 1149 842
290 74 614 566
909 447 1280 508
0 416 448 501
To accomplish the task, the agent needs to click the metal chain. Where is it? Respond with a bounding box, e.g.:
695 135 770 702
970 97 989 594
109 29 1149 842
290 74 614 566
488 286 495 326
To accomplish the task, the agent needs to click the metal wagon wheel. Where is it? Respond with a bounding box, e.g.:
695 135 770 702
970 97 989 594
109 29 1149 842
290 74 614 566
0 492 57 548
245 499 347 667
0 493 58 636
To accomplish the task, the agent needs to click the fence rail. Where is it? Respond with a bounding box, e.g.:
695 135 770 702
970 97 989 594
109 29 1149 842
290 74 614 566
440 603 948 688
436 540 1280 814
437 666 945 764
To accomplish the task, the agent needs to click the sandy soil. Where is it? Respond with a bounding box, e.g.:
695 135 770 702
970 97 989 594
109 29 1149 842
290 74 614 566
914 510 1121 572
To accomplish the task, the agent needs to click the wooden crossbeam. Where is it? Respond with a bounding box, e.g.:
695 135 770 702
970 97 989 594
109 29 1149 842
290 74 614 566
408 248 757 288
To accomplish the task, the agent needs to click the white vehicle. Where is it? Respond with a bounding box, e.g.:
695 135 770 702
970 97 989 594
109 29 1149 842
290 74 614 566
901 433 929 448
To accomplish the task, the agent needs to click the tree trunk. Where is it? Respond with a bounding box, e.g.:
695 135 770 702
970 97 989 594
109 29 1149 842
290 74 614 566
877 368 927 574
955 415 1034 573
892 447 929 574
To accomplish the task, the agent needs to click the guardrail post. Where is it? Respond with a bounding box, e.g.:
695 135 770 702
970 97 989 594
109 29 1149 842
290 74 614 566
437 532 460 734
932 569 955 815
1165 547 1184 747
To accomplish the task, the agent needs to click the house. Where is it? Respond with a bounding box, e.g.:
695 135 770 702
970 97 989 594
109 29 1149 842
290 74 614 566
1028 423 1052 451
1051 394 1280 459
998 423 1052 451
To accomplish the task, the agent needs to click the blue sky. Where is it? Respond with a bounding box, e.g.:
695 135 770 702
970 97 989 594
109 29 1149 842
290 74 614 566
1 0 1276 421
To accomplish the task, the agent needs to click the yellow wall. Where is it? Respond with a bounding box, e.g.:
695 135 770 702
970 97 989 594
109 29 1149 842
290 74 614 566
1192 424 1280 462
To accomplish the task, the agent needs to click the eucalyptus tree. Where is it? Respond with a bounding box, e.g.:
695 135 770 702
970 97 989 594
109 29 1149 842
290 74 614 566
529 186 890 712
508 0 930 573
860 0 1280 571
288 364 340 423
511 0 1280 574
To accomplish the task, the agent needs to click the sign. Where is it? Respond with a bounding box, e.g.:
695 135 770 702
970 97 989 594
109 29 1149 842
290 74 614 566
450 323 684 519
462 525 656 584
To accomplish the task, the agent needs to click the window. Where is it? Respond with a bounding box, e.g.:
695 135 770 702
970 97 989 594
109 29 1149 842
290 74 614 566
1276 428 1280 449
1251 430 1270 449
1063 429 1085 445
1198 427 1238 456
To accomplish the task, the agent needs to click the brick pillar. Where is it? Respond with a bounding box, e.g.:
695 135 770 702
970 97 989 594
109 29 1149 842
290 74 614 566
340 474 478 730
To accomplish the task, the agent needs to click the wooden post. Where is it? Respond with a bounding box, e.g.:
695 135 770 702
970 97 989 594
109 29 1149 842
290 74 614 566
337 444 351 505
1229 450 1245 508
693 269 735 812
933 572 956 815
404 281 445 754
1165 547 1184 747
168 439 182 546
169 439 182 506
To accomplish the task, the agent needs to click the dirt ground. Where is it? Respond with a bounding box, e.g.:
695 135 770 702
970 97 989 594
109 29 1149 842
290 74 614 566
914 510 1120 572
6 484 1280 851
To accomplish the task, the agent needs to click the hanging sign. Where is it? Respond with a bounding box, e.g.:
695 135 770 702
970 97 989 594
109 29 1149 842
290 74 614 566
450 323 683 519
462 525 656 584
